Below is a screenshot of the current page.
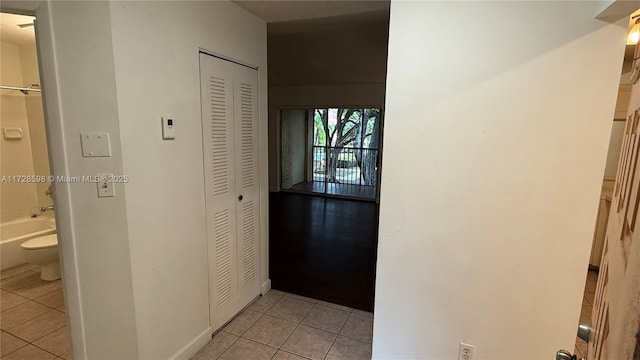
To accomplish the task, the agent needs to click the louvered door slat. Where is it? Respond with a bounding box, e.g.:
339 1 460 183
241 200 257 285
201 52 261 332
234 69 261 308
200 54 239 331
209 77 229 197
214 210 233 305
239 83 255 189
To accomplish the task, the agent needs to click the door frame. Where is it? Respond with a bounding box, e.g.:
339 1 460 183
1 5 87 358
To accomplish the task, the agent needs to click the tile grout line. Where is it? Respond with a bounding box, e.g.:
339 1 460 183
1 267 69 359
295 306 354 338
0 267 40 281
1 339 29 358
13 295 65 312
271 297 316 359
269 293 372 350
9 284 63 301
4 316 67 344
246 300 364 348
31 339 65 359
232 310 264 338
215 330 241 360
322 308 354 360
202 291 370 360
252 292 284 314
239 307 312 359
1 270 51 293
3 328 67 359
328 332 372 345
3 314 68 351
0 305 66 343
2 279 63 305
216 292 285 360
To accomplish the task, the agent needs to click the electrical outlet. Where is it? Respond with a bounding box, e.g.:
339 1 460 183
458 343 474 360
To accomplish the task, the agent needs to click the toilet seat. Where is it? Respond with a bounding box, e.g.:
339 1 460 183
21 234 58 250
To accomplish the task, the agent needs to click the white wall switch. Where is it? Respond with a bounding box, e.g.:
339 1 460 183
80 132 112 157
97 174 116 198
3 127 23 140
161 116 175 140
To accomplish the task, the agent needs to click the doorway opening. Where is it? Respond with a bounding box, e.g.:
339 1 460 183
0 12 71 359
266 4 390 313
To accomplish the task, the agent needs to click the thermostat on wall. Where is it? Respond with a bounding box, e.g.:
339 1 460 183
161 116 175 140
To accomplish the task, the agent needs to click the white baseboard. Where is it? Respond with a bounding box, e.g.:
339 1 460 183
168 326 212 360
261 279 272 295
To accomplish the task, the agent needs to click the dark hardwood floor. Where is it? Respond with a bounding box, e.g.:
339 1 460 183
269 192 379 312
289 181 377 200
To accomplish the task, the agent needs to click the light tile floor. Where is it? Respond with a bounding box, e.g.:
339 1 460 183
1 266 596 359
574 270 598 358
193 290 373 360
0 264 71 359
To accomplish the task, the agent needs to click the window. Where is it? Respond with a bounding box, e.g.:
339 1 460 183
280 107 382 200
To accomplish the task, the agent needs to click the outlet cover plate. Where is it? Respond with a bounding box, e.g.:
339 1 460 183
458 343 474 360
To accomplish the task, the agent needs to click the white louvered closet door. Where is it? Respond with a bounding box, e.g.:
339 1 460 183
200 53 260 331
232 65 260 309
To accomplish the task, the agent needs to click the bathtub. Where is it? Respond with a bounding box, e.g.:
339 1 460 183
1 216 56 270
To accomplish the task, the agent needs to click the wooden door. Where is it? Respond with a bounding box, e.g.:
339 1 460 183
588 108 640 359
200 53 260 331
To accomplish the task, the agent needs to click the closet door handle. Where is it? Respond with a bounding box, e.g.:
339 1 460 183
238 195 243 201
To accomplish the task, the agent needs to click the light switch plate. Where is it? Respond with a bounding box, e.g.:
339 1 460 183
97 174 115 198
80 132 112 157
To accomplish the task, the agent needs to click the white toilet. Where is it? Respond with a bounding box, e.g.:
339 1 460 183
21 234 61 281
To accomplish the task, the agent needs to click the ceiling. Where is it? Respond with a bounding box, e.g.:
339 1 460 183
0 12 35 45
268 8 387 35
237 0 391 87
233 0 389 23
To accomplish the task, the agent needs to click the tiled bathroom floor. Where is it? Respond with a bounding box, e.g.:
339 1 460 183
574 270 598 358
0 264 70 359
193 290 373 360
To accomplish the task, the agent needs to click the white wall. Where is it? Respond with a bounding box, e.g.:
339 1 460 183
604 120 626 178
267 15 389 87
0 40 52 222
108 1 268 358
20 42 52 210
269 84 386 190
34 1 268 358
290 112 306 186
36 1 139 358
34 1 268 359
281 109 307 188
1 41 39 222
374 2 626 359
